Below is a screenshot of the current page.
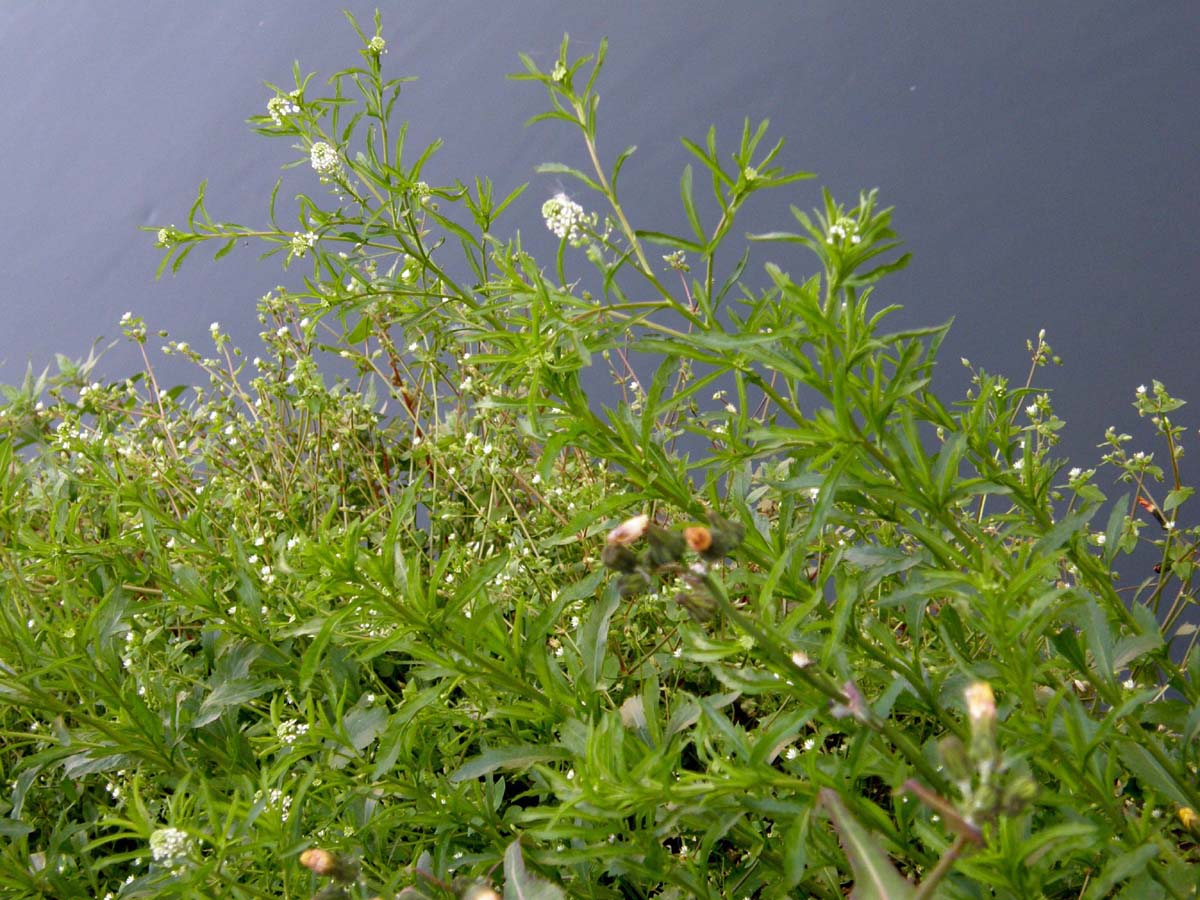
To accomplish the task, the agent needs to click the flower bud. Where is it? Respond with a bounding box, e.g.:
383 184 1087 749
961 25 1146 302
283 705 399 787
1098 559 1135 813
675 589 716 623
937 735 972 784
998 773 1037 816
965 682 997 762
1178 806 1199 835
300 849 360 883
699 510 745 560
684 526 712 553
645 525 687 567
606 513 648 546
461 885 502 900
617 572 649 598
830 680 870 723
600 542 640 573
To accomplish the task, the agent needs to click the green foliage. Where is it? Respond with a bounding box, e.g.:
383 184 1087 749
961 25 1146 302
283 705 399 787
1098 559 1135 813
1 12 1198 900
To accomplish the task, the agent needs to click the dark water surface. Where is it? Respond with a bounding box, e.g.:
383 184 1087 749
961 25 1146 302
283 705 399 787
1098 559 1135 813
2 2 1198 478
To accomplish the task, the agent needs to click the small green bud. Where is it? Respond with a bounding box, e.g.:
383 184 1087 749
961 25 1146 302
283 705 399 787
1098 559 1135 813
675 589 716 623
600 542 639 573
701 510 745 560
938 735 972 784
617 572 649 598
998 773 1037 816
645 525 687 567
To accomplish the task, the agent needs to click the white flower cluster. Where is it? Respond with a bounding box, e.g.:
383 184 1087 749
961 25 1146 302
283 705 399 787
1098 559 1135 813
290 231 317 259
309 142 342 178
541 192 595 247
149 827 193 869
368 35 387 54
267 94 300 127
277 718 309 745
826 216 861 245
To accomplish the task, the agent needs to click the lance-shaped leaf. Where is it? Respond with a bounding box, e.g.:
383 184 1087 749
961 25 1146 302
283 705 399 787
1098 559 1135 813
820 789 915 900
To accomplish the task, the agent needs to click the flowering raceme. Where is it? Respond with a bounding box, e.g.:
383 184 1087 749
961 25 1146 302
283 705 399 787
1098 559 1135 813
309 142 342 179
541 192 595 247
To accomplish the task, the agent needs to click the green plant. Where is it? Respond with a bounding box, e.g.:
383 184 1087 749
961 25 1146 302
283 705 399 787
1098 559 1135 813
1 12 1197 899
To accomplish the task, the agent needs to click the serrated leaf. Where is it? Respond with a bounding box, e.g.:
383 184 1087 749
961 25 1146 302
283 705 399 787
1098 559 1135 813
503 841 564 900
1117 740 1192 808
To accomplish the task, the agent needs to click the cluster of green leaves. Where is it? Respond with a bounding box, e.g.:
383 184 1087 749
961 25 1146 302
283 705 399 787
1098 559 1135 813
1 12 1198 900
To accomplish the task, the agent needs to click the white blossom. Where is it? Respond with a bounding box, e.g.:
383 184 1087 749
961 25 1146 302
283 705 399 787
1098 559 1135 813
309 142 342 177
267 95 300 126
541 192 595 247
149 827 193 869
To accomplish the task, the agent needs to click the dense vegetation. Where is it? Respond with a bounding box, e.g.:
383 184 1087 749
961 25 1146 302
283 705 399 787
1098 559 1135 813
1 14 1197 899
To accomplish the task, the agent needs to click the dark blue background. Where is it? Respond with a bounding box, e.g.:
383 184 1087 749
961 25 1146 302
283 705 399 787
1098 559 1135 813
2 2 1197 478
